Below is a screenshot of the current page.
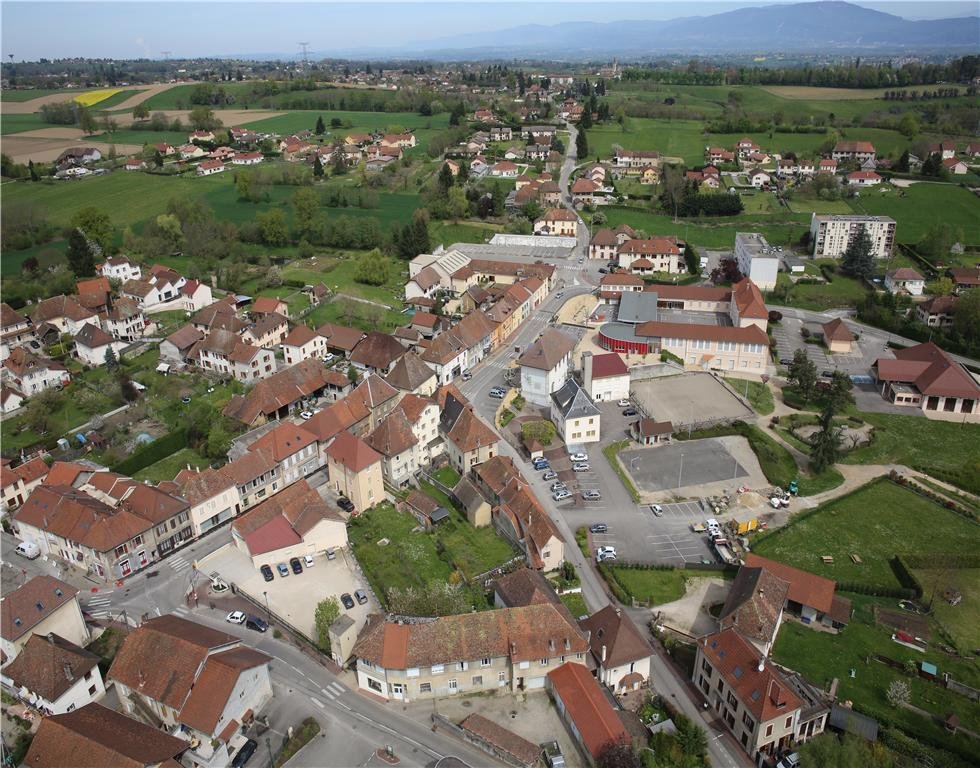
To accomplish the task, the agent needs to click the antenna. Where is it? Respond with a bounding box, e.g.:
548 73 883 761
298 42 310 69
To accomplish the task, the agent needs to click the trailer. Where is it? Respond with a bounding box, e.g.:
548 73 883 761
713 538 739 565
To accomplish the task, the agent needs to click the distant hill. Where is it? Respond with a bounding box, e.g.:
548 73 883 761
322 1 979 60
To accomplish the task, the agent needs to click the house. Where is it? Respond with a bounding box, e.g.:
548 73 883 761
736 138 760 157
630 418 673 445
154 142 176 156
493 568 561 609
384 353 438 396
915 295 958 328
56 146 101 166
1 456 49 511
948 266 980 292
242 311 289 348
23 703 187 768
547 661 631 763
818 158 838 174
349 331 407 375
196 329 276 383
942 158 969 175
742 554 851 629
351 604 589 701
0 385 24 414
581 355 637 409
222 358 347 426
694 628 804 764
490 161 519 178
966 141 980 158
873 341 980 416
160 324 205 365
926 139 957 160
832 140 876 164
706 147 734 164
1 633 105 715
717 565 790 654
749 169 771 189
489 126 513 142
734 232 779 291
403 489 449 530
232 150 263 165
102 297 146 342
123 156 144 171
392 392 442 465
441 392 499 473
518 328 577 407
96 256 141 282
617 237 682 274
365 408 422 487
570 177 599 205
613 148 661 168
1 303 36 363
2 347 71 396
551 378 601 445
579 606 652 694
325 430 384 512
533 208 578 237
173 465 240 538
884 268 925 296
109 614 272 766
178 143 206 160
280 325 321 366
247 420 322 486
231 479 347 565
250 296 289 319
0 576 88 662
846 170 881 187
29 294 98 336
822 318 856 353
72 323 125 368
809 214 896 259
188 129 215 143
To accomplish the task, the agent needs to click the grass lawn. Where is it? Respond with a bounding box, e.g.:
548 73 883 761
911 568 980 652
0 238 68 274
432 466 460 487
773 271 869 311
842 413 980 494
418 479 517 580
723 377 774 415
785 197 854 215
601 566 687 606
603 440 641 503
753 478 978 588
430 220 499 247
560 592 589 618
852 182 980 244
133 447 210 483
2 87 95 102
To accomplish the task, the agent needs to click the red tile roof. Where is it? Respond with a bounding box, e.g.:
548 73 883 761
589 352 628 379
248 422 317 462
822 318 855 343
231 479 342 556
579 606 652 669
744 554 835 613
731 279 768 319
1 575 79 642
547 662 630 758
326 430 383 472
634 321 769 345
874 341 980 400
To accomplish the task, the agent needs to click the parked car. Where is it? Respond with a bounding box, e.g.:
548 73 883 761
14 541 40 559
776 754 801 768
326 547 337 560
489 387 506 398
260 564 274 582
303 554 315 568
276 563 289 577
300 410 314 420
550 482 568 493
354 589 369 605
461 370 472 381
337 496 355 513
245 616 268 633
622 408 638 417
542 740 566 768
821 370 834 378
532 458 550 470
582 490 601 501
341 593 355 610
617 399 631 408
598 267 609 274
650 504 664 516
596 546 617 558
596 550 617 563
569 452 588 462
552 490 572 501
231 739 258 768
572 462 590 472
289 557 303 574
542 470 558 481
226 611 246 625
779 358 792 366
589 523 608 533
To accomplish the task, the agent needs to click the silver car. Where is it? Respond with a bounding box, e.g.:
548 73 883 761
572 462 590 472
582 490 601 501
552 490 572 502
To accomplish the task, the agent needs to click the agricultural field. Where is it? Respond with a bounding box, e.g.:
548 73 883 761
72 88 139 109
752 478 977 588
589 118 706 165
1 113 57 135
852 182 980 245
1 88 88 102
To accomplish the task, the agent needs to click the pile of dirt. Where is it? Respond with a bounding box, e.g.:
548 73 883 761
736 490 766 508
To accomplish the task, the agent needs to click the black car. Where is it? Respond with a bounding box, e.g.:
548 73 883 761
338 496 355 513
622 408 638 417
341 592 355 610
289 557 303 574
245 616 268 633
779 358 793 366
260 564 274 582
821 370 834 378
231 738 257 767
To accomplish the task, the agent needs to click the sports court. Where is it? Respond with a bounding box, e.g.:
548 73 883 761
630 371 752 428
621 439 748 493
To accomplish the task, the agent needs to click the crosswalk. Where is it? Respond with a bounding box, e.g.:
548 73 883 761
84 591 113 619
319 681 346 701
167 554 193 573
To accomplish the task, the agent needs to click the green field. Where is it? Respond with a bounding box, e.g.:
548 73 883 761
601 566 688 606
133 447 210 483
723 377 774 415
773 271 870 311
912 568 980 651
853 182 980 244
137 83 258 111
753 479 978 587
244 109 449 138
2 88 89 102
1 113 55 135
588 118 706 164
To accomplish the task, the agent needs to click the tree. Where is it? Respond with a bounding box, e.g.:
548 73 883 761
133 103 150 121
437 161 455 194
897 111 919 138
840 225 875 280
575 129 588 159
25 390 59 435
595 743 638 768
675 720 708 759
291 187 320 236
788 348 818 404
347 364 359 385
27 160 38 181
155 213 184 252
153 149 164 169
354 249 390 286
103 345 118 371
926 276 954 296
918 222 958 263
920 152 945 179
411 208 431 255
330 147 346 176
257 208 288 246
895 149 911 173
70 206 113 254
953 288 980 344
710 257 743 285
447 186 469 223
810 408 842 473
314 115 325 135
330 117 343 129
235 170 253 201
313 153 324 179
313 596 340 652
825 371 853 416
66 227 96 277
885 679 911 708
78 107 98 135
188 106 221 131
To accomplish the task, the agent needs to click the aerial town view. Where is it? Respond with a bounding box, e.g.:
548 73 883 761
0 1 978 766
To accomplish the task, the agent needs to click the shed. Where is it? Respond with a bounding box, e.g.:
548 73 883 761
828 704 878 743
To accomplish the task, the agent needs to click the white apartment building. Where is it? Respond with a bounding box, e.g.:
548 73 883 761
518 328 577 407
734 232 779 292
809 214 896 259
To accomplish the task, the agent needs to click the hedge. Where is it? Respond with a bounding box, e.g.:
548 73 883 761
888 556 924 598
110 428 189 476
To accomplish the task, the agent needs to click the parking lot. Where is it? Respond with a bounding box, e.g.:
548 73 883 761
770 316 878 372
630 372 752 428
200 543 377 639
588 501 716 566
621 439 749 493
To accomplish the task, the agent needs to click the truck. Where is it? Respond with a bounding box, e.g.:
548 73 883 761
712 537 739 565
15 540 40 559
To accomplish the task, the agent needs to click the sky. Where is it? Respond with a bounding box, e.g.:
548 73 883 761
1 1 976 61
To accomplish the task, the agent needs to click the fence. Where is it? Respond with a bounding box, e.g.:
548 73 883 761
431 714 536 768
231 582 327 661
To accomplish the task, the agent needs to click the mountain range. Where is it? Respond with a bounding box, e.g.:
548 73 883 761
314 1 979 60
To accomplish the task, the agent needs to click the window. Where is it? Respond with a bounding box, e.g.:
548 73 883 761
431 664 445 675
498 672 506 683
88 684 97 696
765 724 773 738
539 658 548 666
406 667 420 678
419 682 431 693
785 716 793 728
701 659 712 676
448 679 458 693
367 678 383 693
471 675 483 686
742 712 755 731
727 692 738 709
457 661 468 672
481 658 491 667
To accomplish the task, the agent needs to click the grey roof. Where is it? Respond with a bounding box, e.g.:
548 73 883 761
518 328 576 371
616 292 660 325
829 704 878 742
551 378 600 421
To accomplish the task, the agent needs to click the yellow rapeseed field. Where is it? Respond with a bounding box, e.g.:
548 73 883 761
72 88 121 107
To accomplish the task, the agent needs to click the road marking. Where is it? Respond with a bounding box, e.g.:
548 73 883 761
329 681 345 695
311 697 324 708
168 555 192 572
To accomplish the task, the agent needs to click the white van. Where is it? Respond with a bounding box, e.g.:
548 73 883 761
15 541 40 559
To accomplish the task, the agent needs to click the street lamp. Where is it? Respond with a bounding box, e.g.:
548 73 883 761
263 590 271 623
677 453 684 490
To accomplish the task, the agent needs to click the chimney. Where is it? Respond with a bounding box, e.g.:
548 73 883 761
601 645 607 664
47 633 55 644
582 352 593 394
564 638 570 651
63 662 74 682
757 657 765 673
